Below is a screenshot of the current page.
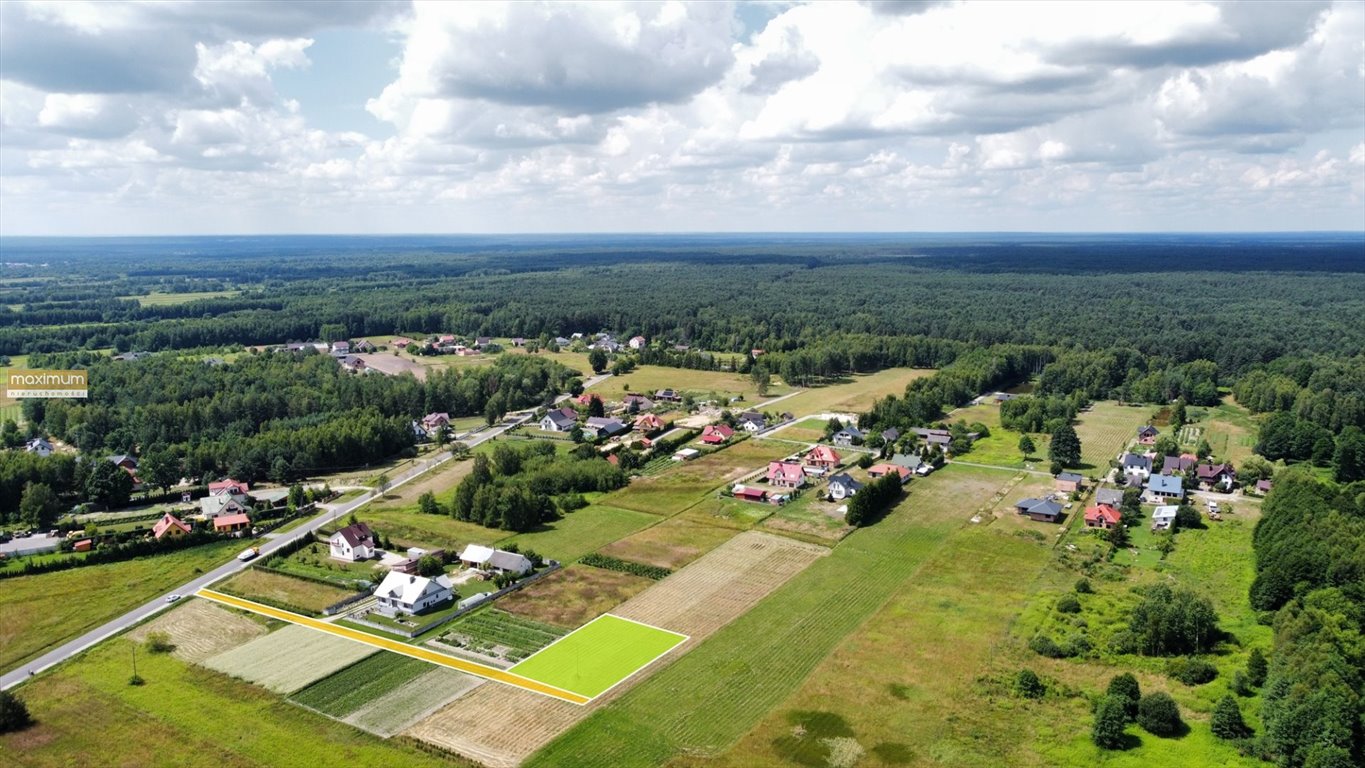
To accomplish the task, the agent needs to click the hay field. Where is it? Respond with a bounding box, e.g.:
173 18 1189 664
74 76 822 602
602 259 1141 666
128 599 266 662
597 518 738 570
203 624 377 693
1075 401 1151 470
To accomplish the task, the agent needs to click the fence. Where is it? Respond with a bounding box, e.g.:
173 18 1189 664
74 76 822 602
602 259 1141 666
322 589 375 616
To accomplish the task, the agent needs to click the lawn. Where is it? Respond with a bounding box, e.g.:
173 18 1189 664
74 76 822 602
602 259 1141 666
361 507 513 552
290 652 431 717
502 504 659 563
499 564 655 628
597 365 790 403
1075 401 1153 471
604 439 793 516
0 639 452 768
946 401 1044 469
759 488 855 543
121 290 241 306
527 463 1025 766
218 568 358 615
769 367 937 418
267 541 379 589
509 614 687 700
776 417 830 442
0 540 243 671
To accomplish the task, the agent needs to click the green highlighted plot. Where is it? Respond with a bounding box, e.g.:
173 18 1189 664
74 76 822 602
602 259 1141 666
509 614 687 700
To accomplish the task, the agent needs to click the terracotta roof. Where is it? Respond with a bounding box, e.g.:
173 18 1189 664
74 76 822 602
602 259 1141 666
805 445 841 465
767 461 806 484
152 513 190 538
213 513 251 529
1084 504 1122 525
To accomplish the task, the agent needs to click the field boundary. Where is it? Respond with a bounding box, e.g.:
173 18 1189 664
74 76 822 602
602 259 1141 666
194 589 590 704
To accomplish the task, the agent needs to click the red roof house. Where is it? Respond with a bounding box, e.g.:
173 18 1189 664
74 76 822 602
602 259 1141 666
701 424 735 445
767 461 807 488
733 485 768 502
1084 504 1122 529
804 445 841 469
152 513 191 540
634 413 665 432
213 513 251 533
575 393 602 406
867 463 912 483
209 478 250 496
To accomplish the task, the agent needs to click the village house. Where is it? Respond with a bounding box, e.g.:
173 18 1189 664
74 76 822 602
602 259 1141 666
24 437 53 457
827 473 864 500
553 336 571 347
352 339 375 353
213 513 251 534
339 355 368 373
655 388 683 403
209 478 250 496
330 340 351 356
804 445 841 473
540 407 578 433
1137 425 1159 445
832 425 865 447
880 427 901 444
633 413 665 433
1094 487 1125 508
511 337 525 347
1151 505 1179 531
1144 474 1186 503
767 460 807 488
737 411 767 432
701 424 735 445
329 522 376 561
458 544 533 576
1054 472 1084 494
628 335 647 349
623 394 656 411
1015 498 1064 523
583 417 628 439
1255 479 1273 495
390 548 446 575
1196 463 1236 491
392 337 413 349
200 493 250 519
575 392 600 407
152 513 191 540
867 463 912 483
422 412 450 436
1084 503 1122 529
673 447 701 461
890 453 924 472
374 572 455 617
475 336 492 348
1161 454 1197 475
1120 452 1153 480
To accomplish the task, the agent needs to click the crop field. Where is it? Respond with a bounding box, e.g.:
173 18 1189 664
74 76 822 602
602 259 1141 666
0 638 452 768
1075 401 1152 470
0 540 243 671
346 667 485 737
498 565 654 628
502 504 658 563
597 517 737 570
597 364 790 402
440 608 568 662
203 624 378 693
509 614 688 700
127 599 266 662
290 651 430 716
218 568 357 614
527 464 1026 767
604 439 793 516
772 367 937 417
405 684 585 768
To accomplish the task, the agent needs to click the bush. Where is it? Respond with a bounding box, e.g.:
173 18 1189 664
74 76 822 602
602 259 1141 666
128 674 145 687
1211 695 1251 740
144 631 175 654
1245 648 1268 687
1092 695 1129 750
1106 673 1141 720
579 553 671 580
1137 692 1183 736
1014 668 1045 699
1166 657 1218 685
1029 635 1064 658
1075 578 1092 594
1057 595 1081 614
0 690 32 733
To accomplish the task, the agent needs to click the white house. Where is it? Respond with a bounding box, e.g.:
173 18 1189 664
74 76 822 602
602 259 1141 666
1144 474 1186 504
24 437 53 457
373 571 455 616
628 335 647 349
737 412 766 432
199 494 250 519
457 544 533 576
329 522 376 561
540 407 578 432
1151 505 1179 531
1120 452 1153 480
827 472 864 500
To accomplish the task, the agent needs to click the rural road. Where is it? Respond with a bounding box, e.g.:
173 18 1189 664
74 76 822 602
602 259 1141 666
0 411 533 692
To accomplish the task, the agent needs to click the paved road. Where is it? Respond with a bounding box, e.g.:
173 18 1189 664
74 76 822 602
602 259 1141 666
0 412 532 691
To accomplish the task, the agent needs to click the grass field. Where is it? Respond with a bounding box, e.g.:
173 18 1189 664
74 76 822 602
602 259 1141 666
0 639 453 768
0 540 243 671
499 564 655 628
502 505 659 562
267 541 378 588
771 368 937 417
1075 401 1152 471
597 517 737 570
362 507 514 552
760 489 854 543
946 401 1044 469
1195 397 1259 465
218 568 358 614
604 439 793 516
204 624 378 693
290 652 431 716
596 365 790 403
777 417 830 442
127 599 267 662
510 614 687 700
527 463 1025 767
122 290 240 306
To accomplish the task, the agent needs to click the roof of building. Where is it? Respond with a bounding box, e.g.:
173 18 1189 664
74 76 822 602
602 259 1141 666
1121 453 1152 470
869 463 912 480
1151 505 1180 521
332 522 374 548
1162 455 1195 474
209 478 249 494
703 424 734 438
768 461 806 483
543 408 577 428
200 494 247 516
1095 488 1125 507
108 454 138 468
1256 479 1273 491
585 417 626 433
375 571 453 606
829 472 864 489
457 544 532 573
1138 425 1159 436
738 411 766 425
890 453 923 469
1196 463 1235 480
423 412 450 426
213 513 251 529
1146 474 1184 494
835 426 865 438
27 437 54 450
152 513 191 538
1056 472 1083 483
806 445 841 464
1084 503 1122 525
881 428 901 441
1017 498 1064 518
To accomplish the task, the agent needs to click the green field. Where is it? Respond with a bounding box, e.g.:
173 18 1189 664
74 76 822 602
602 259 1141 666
0 541 243 671
1075 401 1152 470
290 652 431 716
219 568 357 615
1194 397 1260 465
510 614 687 699
767 367 937 417
122 290 241 306
0 639 451 768
502 504 659 562
596 364 790 403
604 439 793 516
946 401 1041 468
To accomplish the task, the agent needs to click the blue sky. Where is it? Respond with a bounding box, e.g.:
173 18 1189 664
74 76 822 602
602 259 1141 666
0 0 1362 235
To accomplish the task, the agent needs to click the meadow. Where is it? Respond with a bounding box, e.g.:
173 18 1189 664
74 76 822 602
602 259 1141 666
1192 398 1259 465
218 568 358 615
1075 401 1152 471
122 290 241 306
594 364 790 403
0 540 243 671
498 564 654 628
768 367 937 416
502 504 659 563
596 517 738 570
604 438 793 516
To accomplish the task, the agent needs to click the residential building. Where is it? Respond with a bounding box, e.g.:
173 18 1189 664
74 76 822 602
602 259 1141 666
1120 452 1153 480
330 340 351 356
208 478 250 496
1016 498 1063 523
1151 505 1179 531
1054 472 1084 494
767 461 806 488
200 494 249 519
339 355 367 373
1137 425 1159 445
701 424 735 444
628 335 647 349
732 485 769 503
634 413 665 432
458 544 532 576
832 426 865 447
374 572 455 617
24 437 53 457
655 388 682 402
1144 474 1186 503
737 411 767 432
539 407 578 432
213 513 251 534
1094 487 1125 508
1196 463 1236 491
828 473 864 500
422 412 451 435
890 453 924 472
329 522 376 561
867 463 912 483
880 428 901 443
152 513 191 540
1161 454 1196 475
1084 503 1122 529
583 417 628 439
1255 479 1273 494
623 394 656 411
804 445 841 471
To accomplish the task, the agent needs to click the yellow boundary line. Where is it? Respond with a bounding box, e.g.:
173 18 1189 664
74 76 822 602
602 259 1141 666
196 589 589 705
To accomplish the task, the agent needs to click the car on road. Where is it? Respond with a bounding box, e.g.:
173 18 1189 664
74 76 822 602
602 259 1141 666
237 546 259 562
165 594 182 603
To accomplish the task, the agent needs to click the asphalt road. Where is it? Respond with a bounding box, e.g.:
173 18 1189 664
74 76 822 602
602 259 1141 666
0 412 533 691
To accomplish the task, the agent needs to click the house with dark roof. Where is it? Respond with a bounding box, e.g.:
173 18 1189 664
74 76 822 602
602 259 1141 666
828 473 864 500
737 411 767 432
655 388 682 402
880 427 900 443
24 437 53 457
622 394 655 411
583 417 628 439
1161 454 1196 475
1094 487 1125 508
1015 498 1063 523
1120 452 1152 480
1144 474 1185 503
1255 479 1273 495
329 522 376 561
1084 503 1122 529
832 425 864 447
539 407 578 432
1196 463 1236 490
1054 472 1084 493
1137 425 1159 445
890 453 923 471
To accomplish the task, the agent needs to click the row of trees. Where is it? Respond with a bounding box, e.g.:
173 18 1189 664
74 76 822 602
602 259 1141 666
446 444 627 532
844 473 903 527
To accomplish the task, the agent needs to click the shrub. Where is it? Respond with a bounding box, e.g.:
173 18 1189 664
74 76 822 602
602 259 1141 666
1075 578 1092 594
1028 635 1064 658
1245 648 1268 687
1057 595 1082 614
1211 695 1251 740
0 690 32 733
128 674 145 686
1092 695 1129 750
579 553 671 580
1014 668 1046 699
144 631 175 654
1137 692 1183 737
1167 657 1218 685
1106 673 1141 721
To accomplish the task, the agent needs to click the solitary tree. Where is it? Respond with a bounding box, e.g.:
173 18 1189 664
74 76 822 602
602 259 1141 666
0 690 32 733
1018 435 1036 457
1092 695 1128 749
1196 438 1213 461
374 473 391 495
1137 692 1183 737
1048 423 1081 468
1106 673 1141 721
1210 695 1251 740
1172 398 1187 429
588 349 608 374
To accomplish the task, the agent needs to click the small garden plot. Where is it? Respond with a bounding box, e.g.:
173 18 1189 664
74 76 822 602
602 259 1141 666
218 568 357 615
203 624 378 693
290 651 431 716
604 439 793 516
777 417 829 442
508 614 687 700
127 599 266 662
498 564 654 628
681 493 779 528
267 540 379 589
597 518 737 570
438 608 568 664
346 667 484 737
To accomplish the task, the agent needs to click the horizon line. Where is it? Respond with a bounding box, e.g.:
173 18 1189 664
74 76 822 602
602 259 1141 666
2 230 1363 240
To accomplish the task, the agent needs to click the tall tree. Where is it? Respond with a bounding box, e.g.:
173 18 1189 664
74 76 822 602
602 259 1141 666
18 482 59 529
1092 695 1128 749
588 349 608 374
1018 434 1036 457
1048 423 1081 467
85 458 133 508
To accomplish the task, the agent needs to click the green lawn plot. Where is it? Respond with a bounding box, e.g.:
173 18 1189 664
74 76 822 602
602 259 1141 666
502 504 658 563
681 492 780 529
600 365 790 403
527 463 1028 767
266 541 380 588
759 488 855 544
361 507 515 552
1193 397 1260 465
597 517 738 570
604 438 793 516
1075 401 1152 471
122 290 240 306
509 614 687 700
290 652 431 716
769 367 937 418
776 417 830 442
945 402 1045 469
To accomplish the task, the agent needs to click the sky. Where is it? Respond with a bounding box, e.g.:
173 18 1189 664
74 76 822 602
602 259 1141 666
1 0 1362 236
